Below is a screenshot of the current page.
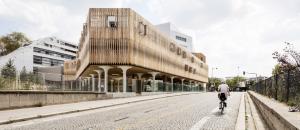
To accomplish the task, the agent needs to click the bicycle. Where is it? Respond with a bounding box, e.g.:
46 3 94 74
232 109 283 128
219 100 226 114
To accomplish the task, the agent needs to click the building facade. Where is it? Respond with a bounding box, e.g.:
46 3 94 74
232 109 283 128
64 8 208 93
156 22 193 52
0 37 78 72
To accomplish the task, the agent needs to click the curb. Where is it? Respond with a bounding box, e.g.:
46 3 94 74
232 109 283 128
0 92 200 125
235 92 245 130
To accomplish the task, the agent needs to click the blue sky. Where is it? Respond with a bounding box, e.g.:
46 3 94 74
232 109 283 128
0 0 300 78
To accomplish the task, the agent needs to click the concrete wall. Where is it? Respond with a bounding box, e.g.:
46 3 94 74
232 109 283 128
0 91 111 110
248 92 299 130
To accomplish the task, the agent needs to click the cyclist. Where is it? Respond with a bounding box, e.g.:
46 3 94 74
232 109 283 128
218 81 230 109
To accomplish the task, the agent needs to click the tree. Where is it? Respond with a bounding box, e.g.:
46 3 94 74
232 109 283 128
272 42 300 71
226 76 246 88
208 77 222 88
0 32 30 56
272 42 300 103
272 64 282 75
1 59 16 78
20 66 28 81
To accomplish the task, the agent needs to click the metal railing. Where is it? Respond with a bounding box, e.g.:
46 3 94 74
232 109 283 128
251 68 300 107
0 73 204 93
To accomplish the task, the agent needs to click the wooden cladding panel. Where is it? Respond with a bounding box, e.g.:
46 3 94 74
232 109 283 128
88 8 130 65
71 8 208 82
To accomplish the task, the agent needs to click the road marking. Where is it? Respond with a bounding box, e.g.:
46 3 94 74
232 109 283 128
190 107 219 130
114 116 129 122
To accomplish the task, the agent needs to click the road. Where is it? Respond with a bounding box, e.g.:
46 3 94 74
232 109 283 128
1 92 243 130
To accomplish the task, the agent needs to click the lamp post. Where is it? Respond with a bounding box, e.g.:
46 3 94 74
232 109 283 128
211 67 218 90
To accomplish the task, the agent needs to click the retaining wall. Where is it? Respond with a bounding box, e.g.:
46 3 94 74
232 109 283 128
0 91 111 110
248 91 299 130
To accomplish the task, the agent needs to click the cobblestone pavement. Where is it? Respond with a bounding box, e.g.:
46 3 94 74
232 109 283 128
1 92 243 130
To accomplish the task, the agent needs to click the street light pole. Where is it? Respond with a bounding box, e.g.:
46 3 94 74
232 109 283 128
211 67 218 90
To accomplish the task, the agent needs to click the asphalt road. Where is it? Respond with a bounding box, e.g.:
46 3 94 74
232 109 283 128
1 92 243 130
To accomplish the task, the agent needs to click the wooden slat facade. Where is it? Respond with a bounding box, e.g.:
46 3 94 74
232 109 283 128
64 8 208 83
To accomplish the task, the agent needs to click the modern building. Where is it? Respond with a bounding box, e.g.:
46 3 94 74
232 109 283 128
0 37 78 72
64 8 208 93
156 22 193 52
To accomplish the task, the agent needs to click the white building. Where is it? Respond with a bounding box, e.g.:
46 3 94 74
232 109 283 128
0 37 78 72
156 22 193 52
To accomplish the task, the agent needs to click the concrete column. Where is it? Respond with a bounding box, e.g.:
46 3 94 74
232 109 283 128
110 80 114 92
80 77 84 91
98 66 112 93
82 78 85 91
181 79 184 92
117 78 121 92
149 72 159 92
118 66 131 93
171 76 175 92
189 81 192 91
137 73 143 80
85 78 88 91
94 70 103 92
87 77 91 91
78 77 82 91
136 73 143 93
90 74 95 91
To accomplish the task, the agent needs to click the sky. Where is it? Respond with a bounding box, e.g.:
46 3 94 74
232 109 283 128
0 0 300 78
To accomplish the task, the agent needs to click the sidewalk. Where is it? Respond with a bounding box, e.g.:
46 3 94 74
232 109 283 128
0 92 200 125
249 91 300 129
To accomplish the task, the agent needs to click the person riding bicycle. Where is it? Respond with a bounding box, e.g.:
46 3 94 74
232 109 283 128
218 81 230 109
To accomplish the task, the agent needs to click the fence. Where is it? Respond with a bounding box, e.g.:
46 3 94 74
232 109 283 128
0 73 204 93
251 68 300 106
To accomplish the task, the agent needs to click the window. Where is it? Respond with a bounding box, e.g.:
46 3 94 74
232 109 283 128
177 47 181 55
107 16 117 28
139 22 147 35
33 56 42 64
191 57 194 63
182 51 187 58
169 42 176 52
185 65 189 71
143 25 147 35
193 69 196 74
189 67 193 73
176 36 187 42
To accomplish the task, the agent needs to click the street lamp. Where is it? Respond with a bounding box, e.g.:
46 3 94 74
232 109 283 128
211 67 219 90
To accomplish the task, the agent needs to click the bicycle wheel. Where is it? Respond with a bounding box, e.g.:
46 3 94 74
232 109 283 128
221 101 224 114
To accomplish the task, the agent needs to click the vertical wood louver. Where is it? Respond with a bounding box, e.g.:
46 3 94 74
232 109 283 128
64 8 208 82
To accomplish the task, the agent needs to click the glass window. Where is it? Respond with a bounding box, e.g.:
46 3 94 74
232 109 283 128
176 36 187 42
139 22 147 35
107 16 117 28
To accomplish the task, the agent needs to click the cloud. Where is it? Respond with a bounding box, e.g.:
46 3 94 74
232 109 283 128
0 0 299 78
0 0 123 43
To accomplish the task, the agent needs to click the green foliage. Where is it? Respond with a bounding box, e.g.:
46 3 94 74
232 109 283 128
226 76 246 88
20 66 27 81
0 32 30 56
272 64 282 75
208 77 222 88
0 77 5 88
1 59 16 78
